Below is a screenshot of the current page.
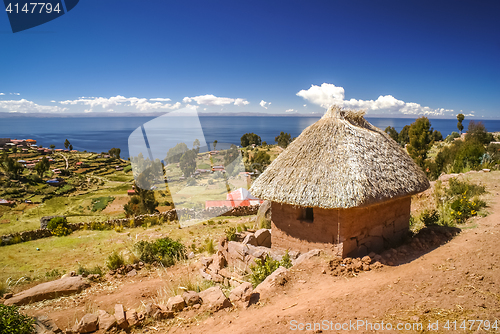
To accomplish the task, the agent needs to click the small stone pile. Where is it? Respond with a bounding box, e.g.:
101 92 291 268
107 262 144 278
329 256 383 277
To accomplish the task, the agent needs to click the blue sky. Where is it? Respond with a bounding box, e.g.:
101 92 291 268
0 0 499 118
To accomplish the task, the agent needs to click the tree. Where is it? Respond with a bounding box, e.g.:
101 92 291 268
457 113 465 134
465 121 493 145
250 151 271 172
34 157 50 177
275 131 292 148
64 139 70 149
193 139 200 154
407 117 432 168
108 147 121 159
179 149 197 177
165 143 188 164
398 125 411 146
240 133 261 147
213 140 218 151
1 155 23 179
224 144 240 175
432 130 443 142
69 144 73 151
124 181 159 217
384 126 399 142
49 144 55 150
11 147 17 158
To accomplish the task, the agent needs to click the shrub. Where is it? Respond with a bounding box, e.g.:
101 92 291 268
0 304 36 334
200 238 216 255
47 217 72 237
450 196 486 224
224 227 237 241
420 209 440 226
249 251 292 287
447 178 486 198
77 265 103 276
258 215 271 229
89 221 111 231
142 216 159 228
134 237 186 267
107 251 125 270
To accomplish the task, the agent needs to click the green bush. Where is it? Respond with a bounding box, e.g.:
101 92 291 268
77 265 103 276
447 178 486 198
0 304 36 334
89 221 111 230
47 217 72 237
107 251 125 270
200 238 216 255
249 251 292 287
450 196 486 224
142 216 159 228
420 209 440 226
224 226 237 241
134 237 186 267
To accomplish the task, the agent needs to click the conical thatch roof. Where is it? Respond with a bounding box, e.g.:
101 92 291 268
250 106 430 209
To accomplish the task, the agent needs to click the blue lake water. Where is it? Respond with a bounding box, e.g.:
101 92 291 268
0 116 499 158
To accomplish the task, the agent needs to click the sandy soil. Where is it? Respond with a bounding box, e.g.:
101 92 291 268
18 172 500 333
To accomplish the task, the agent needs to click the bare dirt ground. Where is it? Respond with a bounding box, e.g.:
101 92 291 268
20 172 500 333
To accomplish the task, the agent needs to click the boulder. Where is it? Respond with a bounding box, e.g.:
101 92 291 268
156 304 174 319
229 282 253 307
166 295 186 312
254 229 271 248
126 269 137 277
208 251 227 272
182 291 201 306
200 257 213 268
242 233 258 246
293 249 321 266
255 200 271 229
75 313 98 334
114 304 128 329
4 276 90 306
254 266 289 300
34 316 61 334
199 286 231 311
125 310 139 327
97 310 116 332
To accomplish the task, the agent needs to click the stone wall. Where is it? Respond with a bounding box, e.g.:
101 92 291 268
270 196 411 257
0 205 260 246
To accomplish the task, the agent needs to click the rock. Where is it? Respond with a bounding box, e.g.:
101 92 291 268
75 313 98 333
199 286 231 311
254 266 289 300
188 251 195 259
155 305 174 319
114 304 128 329
3 292 13 299
125 310 139 327
4 276 90 306
97 310 116 332
199 268 212 281
361 256 371 264
242 233 258 246
209 251 227 272
126 269 137 277
255 200 271 229
201 257 213 267
229 282 253 307
182 291 201 306
293 249 321 266
254 229 271 248
166 295 186 312
34 315 61 334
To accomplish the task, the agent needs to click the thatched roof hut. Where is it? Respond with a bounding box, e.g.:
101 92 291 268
250 106 429 257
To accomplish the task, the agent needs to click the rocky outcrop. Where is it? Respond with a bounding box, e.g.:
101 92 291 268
199 286 231 311
4 276 89 306
229 282 253 307
74 314 98 334
253 266 289 300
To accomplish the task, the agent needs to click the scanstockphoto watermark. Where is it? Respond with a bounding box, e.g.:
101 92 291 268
289 319 423 332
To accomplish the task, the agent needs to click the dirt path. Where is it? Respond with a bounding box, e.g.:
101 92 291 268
21 173 500 333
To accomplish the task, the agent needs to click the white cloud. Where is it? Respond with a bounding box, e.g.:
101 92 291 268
59 95 181 112
0 99 68 113
50 100 56 103
297 83 345 108
10 93 20 96
297 83 455 116
285 109 296 113
0 93 4 96
260 100 272 109
149 98 171 102
183 94 249 106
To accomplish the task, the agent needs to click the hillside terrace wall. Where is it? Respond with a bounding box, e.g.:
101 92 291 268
0 204 260 246
270 196 411 258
